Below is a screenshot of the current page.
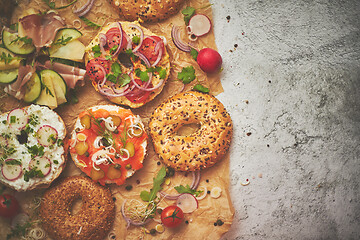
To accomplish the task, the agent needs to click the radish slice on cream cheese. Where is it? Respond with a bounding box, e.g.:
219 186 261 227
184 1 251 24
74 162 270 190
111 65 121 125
29 156 52 177
176 193 198 213
7 108 29 131
186 14 212 37
37 125 58 147
2 159 23 181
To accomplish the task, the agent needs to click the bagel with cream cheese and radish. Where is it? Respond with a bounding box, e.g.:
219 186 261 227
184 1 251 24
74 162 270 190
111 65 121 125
0 104 66 191
85 21 170 108
69 105 148 185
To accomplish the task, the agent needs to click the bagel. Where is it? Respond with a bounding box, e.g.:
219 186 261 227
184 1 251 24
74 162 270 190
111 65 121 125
149 91 233 171
109 0 185 22
39 176 115 240
0 104 66 191
69 105 148 186
85 21 170 108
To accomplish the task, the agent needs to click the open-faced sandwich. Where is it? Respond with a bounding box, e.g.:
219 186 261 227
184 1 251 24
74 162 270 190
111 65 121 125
69 105 148 185
85 21 170 108
0 104 66 191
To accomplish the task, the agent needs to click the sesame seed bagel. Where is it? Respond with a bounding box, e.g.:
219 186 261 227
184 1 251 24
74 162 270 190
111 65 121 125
39 176 115 240
109 0 185 22
149 91 233 171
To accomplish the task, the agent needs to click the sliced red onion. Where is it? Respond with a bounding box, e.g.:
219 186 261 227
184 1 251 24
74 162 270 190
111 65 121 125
121 200 151 228
99 33 107 56
171 25 191 52
151 41 163 67
73 0 95 17
129 24 144 52
130 71 165 92
111 22 123 57
134 51 151 67
159 191 180 200
124 33 132 50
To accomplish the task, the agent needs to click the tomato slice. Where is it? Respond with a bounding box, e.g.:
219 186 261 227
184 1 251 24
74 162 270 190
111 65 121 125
138 36 164 63
106 27 128 52
86 58 110 82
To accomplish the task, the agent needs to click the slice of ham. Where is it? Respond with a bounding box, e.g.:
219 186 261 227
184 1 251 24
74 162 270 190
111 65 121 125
4 65 35 99
43 61 85 88
19 12 65 51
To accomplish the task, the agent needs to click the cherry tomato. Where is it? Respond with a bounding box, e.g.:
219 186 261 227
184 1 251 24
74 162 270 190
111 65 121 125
161 205 184 228
0 194 20 218
106 27 128 52
138 36 164 63
86 58 110 82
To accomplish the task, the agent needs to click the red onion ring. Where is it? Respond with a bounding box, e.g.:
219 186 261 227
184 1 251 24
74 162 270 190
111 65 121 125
124 32 132 50
160 171 201 200
130 72 166 92
99 33 107 56
73 0 95 17
121 200 151 228
129 24 144 52
151 41 163 67
134 51 151 67
171 25 191 52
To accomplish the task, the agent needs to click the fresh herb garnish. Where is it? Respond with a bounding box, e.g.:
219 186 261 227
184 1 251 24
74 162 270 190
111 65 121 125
42 82 54 97
174 184 203 197
43 0 78 10
54 35 73 46
0 52 24 64
26 145 45 158
125 49 137 61
79 16 101 29
181 7 196 25
24 168 44 182
140 166 167 202
6 219 33 240
135 68 149 82
92 45 102 58
10 36 33 45
178 66 196 84
5 159 22 166
132 35 140 44
110 44 119 54
193 83 209 93
190 48 199 60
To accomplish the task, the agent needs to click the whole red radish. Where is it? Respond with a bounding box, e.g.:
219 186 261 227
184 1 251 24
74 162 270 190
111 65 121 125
197 48 222 73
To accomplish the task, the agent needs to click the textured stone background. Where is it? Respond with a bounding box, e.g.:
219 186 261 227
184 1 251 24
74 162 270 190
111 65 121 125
210 0 360 239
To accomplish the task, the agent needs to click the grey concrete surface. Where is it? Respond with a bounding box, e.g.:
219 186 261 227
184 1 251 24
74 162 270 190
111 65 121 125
210 0 360 239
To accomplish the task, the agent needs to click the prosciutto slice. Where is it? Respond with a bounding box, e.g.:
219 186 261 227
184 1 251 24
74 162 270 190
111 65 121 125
19 12 65 51
4 64 35 99
43 61 86 88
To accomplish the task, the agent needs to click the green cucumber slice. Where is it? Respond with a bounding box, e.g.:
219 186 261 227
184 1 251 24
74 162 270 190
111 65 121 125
0 68 18 84
2 29 35 55
23 72 41 103
36 70 58 109
38 69 67 107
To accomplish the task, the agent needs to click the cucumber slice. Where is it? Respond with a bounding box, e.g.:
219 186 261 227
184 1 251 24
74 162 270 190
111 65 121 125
49 40 85 62
36 70 58 109
49 28 83 55
37 69 67 107
23 72 41 102
0 47 22 71
0 68 18 84
2 29 35 55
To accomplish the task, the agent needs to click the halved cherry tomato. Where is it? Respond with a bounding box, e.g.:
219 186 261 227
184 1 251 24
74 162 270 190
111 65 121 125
106 27 128 51
86 58 110 82
138 36 164 63
0 194 20 218
161 205 184 228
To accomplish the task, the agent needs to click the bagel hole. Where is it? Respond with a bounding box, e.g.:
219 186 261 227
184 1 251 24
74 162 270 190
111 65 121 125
70 197 83 215
176 123 201 136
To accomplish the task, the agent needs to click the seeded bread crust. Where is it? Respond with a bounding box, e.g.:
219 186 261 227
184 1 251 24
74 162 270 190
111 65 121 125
149 91 233 171
0 105 67 191
85 21 171 108
39 176 115 240
109 0 185 22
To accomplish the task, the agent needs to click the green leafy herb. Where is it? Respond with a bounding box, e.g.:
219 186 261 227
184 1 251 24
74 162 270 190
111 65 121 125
174 184 203 197
5 159 22 166
53 160 59 164
193 84 209 93
110 44 119 54
135 68 150 82
125 49 137 61
190 48 198 60
140 166 167 202
54 35 73 46
178 66 196 84
42 82 54 97
26 145 45 158
92 45 102 58
182 6 196 25
6 219 33 240
159 68 167 79
24 168 44 182
10 115 16 123
132 35 140 44
10 36 33 45
43 0 78 10
79 16 101 29
0 52 24 64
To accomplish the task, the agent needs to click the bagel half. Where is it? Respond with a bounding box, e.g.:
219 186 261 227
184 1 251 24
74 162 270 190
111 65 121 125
0 104 66 191
85 21 171 108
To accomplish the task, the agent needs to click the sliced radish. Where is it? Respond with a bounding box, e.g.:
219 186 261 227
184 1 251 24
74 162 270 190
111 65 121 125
176 193 198 213
7 108 29 131
37 125 58 147
29 156 51 177
1 159 23 181
187 14 212 37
